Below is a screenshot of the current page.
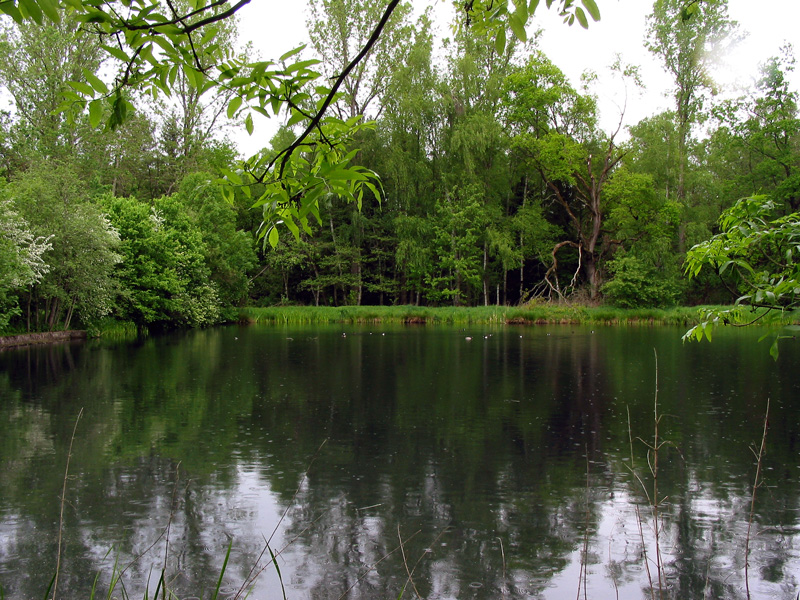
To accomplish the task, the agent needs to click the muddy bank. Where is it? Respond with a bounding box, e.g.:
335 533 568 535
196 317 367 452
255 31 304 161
0 330 87 349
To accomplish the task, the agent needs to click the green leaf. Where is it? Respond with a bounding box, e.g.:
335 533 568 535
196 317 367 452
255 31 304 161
581 0 600 21
37 0 60 22
100 44 130 63
210 540 232 600
68 80 96 98
17 0 43 24
2 4 26 22
82 9 111 24
245 113 254 135
515 1 529 26
280 44 306 62
508 12 527 42
83 70 109 95
221 168 242 185
88 99 104 128
227 96 243 119
681 3 700 21
183 66 199 89
574 6 588 28
268 226 279 248
769 336 779 361
285 59 321 74
494 28 507 55
286 109 306 128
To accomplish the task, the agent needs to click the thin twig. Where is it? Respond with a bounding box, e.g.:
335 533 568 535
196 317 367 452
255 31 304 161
398 525 423 599
335 530 423 600
498 537 506 581
264 0 402 182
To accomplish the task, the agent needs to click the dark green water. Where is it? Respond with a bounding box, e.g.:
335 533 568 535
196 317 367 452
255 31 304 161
0 324 798 599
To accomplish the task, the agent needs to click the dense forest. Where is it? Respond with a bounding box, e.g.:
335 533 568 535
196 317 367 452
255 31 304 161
1 0 798 334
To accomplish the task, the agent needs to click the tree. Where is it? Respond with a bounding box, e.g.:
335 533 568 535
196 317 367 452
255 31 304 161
427 184 487 305
601 167 682 307
102 193 220 328
174 173 257 310
0 0 600 246
0 195 52 330
0 16 103 162
307 0 415 120
506 53 623 300
10 163 121 331
646 0 739 249
684 195 800 358
714 47 800 213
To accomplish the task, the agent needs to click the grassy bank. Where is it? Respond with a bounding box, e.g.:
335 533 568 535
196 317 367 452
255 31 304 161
238 304 742 326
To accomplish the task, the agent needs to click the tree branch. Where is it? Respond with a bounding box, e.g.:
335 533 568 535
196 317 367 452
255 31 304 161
263 0 402 182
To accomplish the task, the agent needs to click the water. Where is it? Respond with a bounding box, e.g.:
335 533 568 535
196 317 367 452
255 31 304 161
0 324 798 599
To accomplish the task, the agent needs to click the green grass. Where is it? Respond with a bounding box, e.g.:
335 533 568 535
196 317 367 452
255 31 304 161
238 304 753 327
92 319 143 340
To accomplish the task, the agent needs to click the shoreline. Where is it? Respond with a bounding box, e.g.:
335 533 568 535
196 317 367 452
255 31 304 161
0 330 87 349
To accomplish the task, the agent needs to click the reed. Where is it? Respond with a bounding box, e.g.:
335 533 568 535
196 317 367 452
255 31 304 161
745 398 770 600
239 304 743 327
626 350 675 600
94 319 142 340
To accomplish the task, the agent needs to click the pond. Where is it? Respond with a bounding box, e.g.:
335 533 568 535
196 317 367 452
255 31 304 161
0 324 798 600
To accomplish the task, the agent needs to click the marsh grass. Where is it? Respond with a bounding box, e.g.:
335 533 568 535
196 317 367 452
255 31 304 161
93 319 142 340
239 304 743 327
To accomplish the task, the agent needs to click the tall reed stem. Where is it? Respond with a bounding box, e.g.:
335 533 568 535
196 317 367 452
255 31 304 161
650 349 664 598
745 398 769 600
52 407 83 600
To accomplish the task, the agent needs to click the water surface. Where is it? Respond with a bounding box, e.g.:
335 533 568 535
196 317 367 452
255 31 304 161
0 324 798 599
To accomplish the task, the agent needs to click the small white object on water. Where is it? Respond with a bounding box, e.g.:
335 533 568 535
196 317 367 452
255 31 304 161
465 336 472 341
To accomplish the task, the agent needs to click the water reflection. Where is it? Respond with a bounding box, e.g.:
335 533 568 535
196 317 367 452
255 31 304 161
0 325 798 599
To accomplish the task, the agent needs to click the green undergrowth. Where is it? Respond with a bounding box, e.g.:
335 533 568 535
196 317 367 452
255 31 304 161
239 304 758 327
92 319 141 339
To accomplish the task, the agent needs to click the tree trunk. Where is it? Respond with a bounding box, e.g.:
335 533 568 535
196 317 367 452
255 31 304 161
483 242 489 306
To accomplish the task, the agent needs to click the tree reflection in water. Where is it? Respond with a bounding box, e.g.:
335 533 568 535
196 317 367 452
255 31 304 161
0 325 798 599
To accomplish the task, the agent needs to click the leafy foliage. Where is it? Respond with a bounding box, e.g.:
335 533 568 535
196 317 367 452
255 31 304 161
463 0 600 55
0 196 51 328
602 255 679 309
683 196 800 357
101 193 223 328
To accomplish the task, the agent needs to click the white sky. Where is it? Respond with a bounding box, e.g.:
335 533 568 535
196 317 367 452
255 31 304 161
233 0 800 156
